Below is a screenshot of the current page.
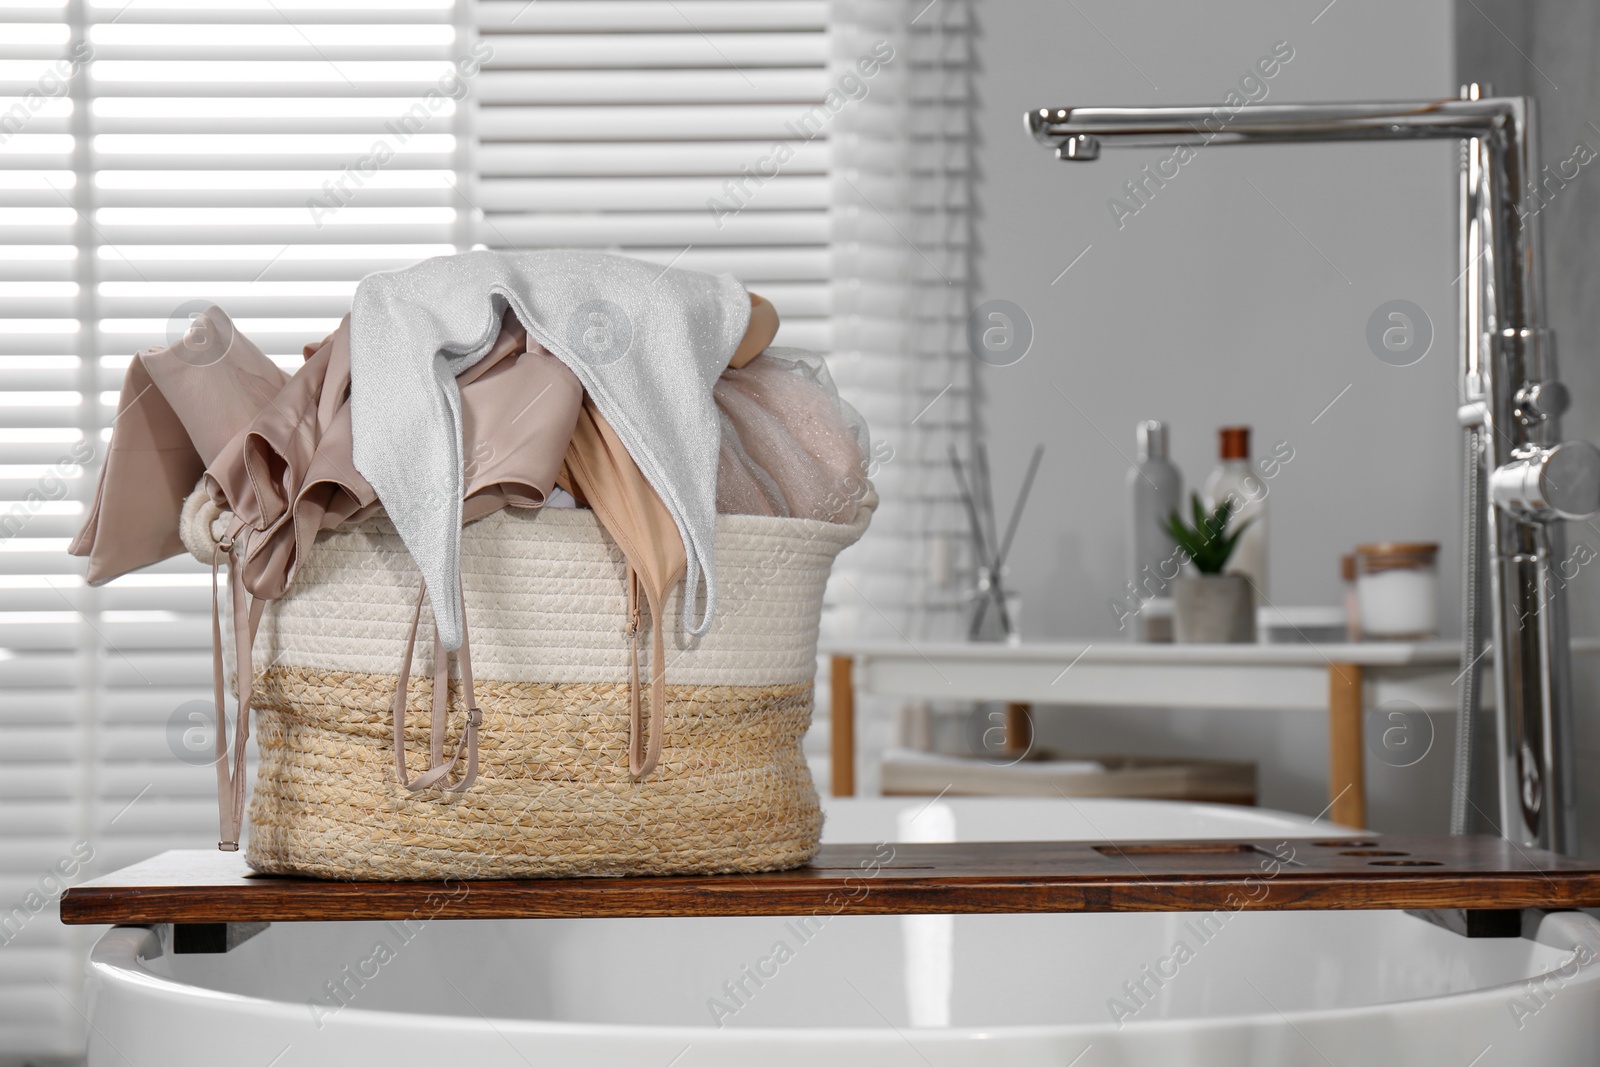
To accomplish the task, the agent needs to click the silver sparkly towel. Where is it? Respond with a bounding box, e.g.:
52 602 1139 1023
350 250 750 650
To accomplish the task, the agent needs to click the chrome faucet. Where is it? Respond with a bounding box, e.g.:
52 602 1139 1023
1028 91 1600 853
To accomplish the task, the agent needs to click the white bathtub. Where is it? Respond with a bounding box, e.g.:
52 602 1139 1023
85 798 1600 1065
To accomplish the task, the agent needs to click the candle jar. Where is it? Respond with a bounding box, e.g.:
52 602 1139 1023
1355 542 1439 640
1341 553 1362 641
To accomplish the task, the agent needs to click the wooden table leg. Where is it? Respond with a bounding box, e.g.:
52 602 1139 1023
830 654 855 797
1005 702 1033 756
1328 663 1367 829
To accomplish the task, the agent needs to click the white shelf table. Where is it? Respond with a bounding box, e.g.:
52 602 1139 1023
821 638 1599 828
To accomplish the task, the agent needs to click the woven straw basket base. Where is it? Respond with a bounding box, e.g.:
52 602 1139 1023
246 667 822 880
182 486 876 881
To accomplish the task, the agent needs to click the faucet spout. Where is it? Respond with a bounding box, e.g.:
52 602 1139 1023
1025 99 1519 155
1025 97 1542 332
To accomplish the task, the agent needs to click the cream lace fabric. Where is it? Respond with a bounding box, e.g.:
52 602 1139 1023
715 347 870 522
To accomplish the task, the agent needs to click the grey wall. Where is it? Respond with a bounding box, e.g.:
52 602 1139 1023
1456 0 1600 856
970 0 1463 829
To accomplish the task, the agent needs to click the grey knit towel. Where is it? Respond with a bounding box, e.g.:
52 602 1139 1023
350 250 750 650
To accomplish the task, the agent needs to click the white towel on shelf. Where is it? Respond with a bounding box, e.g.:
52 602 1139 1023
350 249 751 650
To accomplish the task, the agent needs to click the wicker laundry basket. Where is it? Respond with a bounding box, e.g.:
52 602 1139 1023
184 495 872 880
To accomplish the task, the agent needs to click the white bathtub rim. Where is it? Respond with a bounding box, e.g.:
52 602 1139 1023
89 910 1600 1046
821 795 1337 835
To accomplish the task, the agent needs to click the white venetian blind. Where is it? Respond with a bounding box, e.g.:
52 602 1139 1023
0 0 468 1057
0 0 972 1055
0 4 99 1054
471 0 833 348
820 0 972 793
827 0 972 644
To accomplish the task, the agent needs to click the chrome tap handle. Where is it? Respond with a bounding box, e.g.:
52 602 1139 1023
1490 441 1600 521
1515 380 1571 423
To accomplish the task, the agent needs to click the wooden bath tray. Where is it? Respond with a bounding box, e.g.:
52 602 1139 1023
59 835 1600 927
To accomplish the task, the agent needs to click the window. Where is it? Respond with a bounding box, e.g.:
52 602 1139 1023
0 1 969 1055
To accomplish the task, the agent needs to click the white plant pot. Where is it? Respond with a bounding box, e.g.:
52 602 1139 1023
1173 573 1257 643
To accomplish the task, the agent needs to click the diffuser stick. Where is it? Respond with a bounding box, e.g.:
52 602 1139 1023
975 441 1002 571
997 445 1044 568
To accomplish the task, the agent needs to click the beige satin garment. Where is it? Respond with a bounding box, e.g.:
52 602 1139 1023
70 307 288 582
207 311 584 604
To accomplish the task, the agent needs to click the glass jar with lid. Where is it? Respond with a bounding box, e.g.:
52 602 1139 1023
1354 542 1439 640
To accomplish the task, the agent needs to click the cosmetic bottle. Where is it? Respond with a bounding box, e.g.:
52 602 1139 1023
1202 426 1267 600
1127 420 1181 641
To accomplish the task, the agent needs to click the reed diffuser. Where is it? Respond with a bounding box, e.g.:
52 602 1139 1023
950 442 1043 643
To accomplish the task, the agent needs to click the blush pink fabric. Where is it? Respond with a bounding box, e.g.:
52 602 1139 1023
69 307 288 582
72 307 586 604
72 300 864 600
206 310 583 604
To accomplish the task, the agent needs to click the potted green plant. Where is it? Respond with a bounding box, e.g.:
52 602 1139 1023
1164 494 1256 643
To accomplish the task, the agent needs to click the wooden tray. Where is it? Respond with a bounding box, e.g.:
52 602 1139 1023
878 748 1257 805
59 834 1600 927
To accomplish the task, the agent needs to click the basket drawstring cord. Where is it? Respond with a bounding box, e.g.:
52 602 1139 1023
625 566 665 777
392 582 481 794
210 519 261 852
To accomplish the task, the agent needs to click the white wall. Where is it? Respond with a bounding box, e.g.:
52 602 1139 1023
970 0 1460 828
